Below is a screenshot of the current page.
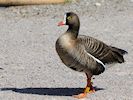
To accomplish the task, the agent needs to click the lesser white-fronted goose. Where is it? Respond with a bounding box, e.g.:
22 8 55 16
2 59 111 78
56 12 127 99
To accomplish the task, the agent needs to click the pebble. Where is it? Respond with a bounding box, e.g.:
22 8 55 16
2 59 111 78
95 2 102 7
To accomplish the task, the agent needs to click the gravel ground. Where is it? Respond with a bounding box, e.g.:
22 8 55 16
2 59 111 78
0 0 133 100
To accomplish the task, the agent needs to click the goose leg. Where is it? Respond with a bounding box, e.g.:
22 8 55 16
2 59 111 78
73 73 95 99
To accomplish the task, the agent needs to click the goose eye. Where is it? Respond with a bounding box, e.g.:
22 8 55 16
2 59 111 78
67 16 72 20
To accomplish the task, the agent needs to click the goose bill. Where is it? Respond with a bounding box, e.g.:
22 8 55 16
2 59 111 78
58 21 65 26
58 14 66 26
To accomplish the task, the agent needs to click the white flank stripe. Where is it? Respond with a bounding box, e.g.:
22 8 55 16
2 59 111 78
86 52 106 68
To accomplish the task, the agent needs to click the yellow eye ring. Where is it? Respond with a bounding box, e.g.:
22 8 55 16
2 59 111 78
67 16 72 20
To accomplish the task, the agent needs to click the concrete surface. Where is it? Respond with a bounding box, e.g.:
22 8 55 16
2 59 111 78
0 0 133 100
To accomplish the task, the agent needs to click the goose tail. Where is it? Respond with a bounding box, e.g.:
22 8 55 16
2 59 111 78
110 46 128 55
110 46 128 63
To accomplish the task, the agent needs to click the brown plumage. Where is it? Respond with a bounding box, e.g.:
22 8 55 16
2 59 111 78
56 12 127 99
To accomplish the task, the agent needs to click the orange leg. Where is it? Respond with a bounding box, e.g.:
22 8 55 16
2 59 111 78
73 74 95 99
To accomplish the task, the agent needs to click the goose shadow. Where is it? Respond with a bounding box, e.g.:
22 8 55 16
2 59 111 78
0 87 104 96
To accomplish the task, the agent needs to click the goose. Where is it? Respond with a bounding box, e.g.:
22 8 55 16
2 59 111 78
56 12 127 99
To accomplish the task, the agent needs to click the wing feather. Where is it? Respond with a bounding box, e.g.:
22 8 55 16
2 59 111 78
78 35 126 64
67 43 105 75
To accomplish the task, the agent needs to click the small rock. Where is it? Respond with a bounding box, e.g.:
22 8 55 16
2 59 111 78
95 2 102 7
4 62 8 65
0 68 3 70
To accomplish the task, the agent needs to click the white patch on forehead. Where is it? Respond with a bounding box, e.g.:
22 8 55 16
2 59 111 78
63 14 66 24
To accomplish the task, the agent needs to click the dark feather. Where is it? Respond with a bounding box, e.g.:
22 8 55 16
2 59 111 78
110 46 128 55
92 62 105 75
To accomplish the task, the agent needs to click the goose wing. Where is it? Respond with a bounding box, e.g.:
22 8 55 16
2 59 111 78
78 35 125 64
67 43 105 75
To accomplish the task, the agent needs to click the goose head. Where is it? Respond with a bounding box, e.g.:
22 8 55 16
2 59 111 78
58 12 80 38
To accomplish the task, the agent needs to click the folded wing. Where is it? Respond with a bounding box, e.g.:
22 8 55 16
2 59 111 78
78 35 127 64
67 44 105 75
